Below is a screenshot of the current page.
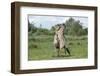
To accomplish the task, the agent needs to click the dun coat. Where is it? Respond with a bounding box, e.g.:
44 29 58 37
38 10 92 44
53 24 70 56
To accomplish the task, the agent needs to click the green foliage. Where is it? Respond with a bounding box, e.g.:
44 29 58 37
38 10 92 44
28 20 37 33
34 28 51 35
65 17 88 36
28 35 88 60
28 17 88 36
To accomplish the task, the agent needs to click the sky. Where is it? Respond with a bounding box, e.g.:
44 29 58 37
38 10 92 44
28 15 88 30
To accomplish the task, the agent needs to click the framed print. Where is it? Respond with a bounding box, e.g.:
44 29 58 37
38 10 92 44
11 2 98 74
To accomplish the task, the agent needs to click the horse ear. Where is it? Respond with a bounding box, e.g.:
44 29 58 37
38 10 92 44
63 24 66 28
62 23 65 26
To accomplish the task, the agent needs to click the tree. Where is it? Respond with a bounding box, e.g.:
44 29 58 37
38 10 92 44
28 20 37 33
28 20 32 32
64 17 87 36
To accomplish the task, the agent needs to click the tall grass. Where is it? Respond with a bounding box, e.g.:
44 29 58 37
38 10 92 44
28 35 88 60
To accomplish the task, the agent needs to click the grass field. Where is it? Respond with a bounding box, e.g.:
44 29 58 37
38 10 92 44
28 34 88 60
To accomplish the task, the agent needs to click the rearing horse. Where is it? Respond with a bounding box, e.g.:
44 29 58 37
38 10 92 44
53 24 70 57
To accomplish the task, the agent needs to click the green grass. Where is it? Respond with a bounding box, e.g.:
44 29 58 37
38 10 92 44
28 35 88 60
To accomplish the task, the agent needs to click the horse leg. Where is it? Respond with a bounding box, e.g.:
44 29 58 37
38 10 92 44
64 46 70 56
66 48 70 56
57 49 60 57
64 48 67 56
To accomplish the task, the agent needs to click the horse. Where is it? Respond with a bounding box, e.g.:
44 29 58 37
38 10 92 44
53 24 70 57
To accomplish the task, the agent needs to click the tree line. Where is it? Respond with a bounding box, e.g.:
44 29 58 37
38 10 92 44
28 17 88 36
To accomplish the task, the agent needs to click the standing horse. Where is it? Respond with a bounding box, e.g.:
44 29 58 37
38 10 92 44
53 24 70 57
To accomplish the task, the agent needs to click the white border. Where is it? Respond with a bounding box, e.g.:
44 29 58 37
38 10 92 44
20 7 95 70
